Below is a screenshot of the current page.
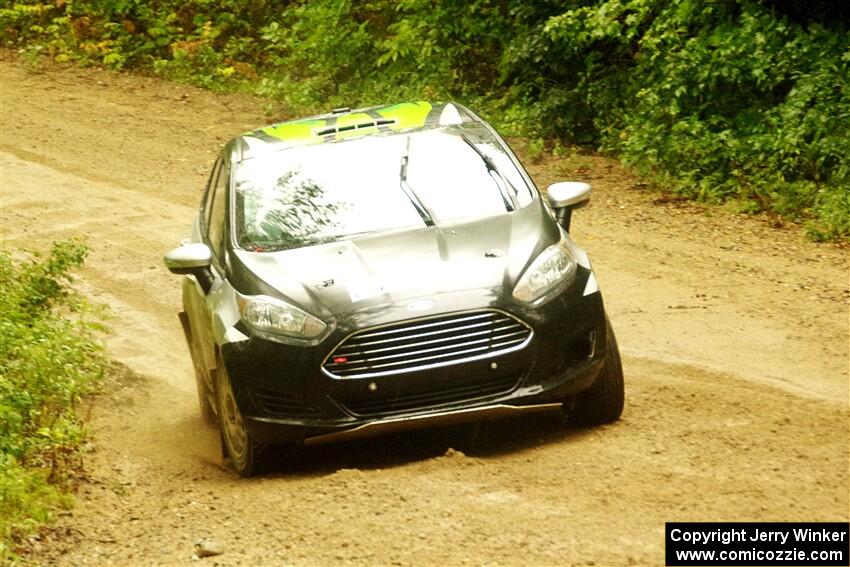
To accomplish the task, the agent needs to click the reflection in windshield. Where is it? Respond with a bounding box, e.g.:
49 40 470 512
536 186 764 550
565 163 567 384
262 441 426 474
234 125 534 251
236 169 341 250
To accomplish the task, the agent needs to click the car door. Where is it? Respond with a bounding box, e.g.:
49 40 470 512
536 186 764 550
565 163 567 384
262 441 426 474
183 153 231 382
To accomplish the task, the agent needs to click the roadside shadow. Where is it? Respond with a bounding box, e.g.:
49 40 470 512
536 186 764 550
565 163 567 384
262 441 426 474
262 412 597 478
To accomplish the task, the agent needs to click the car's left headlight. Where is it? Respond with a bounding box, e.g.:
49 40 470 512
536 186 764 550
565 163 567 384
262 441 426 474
237 294 327 343
513 239 578 303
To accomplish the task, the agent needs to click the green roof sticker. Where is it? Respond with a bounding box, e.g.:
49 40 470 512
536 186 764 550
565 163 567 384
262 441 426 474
259 119 325 143
377 102 433 130
243 101 439 149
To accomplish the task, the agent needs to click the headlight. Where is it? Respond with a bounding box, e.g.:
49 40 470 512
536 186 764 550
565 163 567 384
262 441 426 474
237 294 327 342
513 240 577 303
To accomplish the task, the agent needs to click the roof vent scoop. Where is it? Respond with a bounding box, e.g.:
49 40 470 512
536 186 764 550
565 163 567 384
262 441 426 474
314 119 396 137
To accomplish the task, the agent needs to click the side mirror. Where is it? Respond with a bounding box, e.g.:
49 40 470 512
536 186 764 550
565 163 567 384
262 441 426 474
547 181 592 209
164 242 212 274
546 182 592 231
164 243 214 293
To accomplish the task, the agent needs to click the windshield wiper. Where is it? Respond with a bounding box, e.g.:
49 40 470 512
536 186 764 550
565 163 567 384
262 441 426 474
399 136 436 227
460 134 519 212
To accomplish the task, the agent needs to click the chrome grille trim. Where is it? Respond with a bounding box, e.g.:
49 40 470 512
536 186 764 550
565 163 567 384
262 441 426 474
337 321 520 356
322 308 533 379
327 333 529 371
333 324 523 357
350 312 494 340
331 329 528 365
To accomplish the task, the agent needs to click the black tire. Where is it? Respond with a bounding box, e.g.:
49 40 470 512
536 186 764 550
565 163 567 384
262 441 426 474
214 355 265 477
571 324 625 426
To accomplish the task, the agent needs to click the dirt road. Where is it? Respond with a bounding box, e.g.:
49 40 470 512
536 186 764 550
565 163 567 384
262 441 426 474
1 58 848 566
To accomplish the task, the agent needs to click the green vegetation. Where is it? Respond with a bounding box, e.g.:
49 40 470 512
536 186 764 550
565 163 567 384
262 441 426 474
1 0 847 239
0 241 106 560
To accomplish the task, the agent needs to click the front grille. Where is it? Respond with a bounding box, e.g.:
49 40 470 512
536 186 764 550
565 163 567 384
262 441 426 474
341 373 520 416
322 309 532 379
251 389 322 419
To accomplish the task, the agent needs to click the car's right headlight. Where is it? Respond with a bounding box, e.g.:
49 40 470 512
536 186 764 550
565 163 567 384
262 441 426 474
512 240 578 304
237 294 327 343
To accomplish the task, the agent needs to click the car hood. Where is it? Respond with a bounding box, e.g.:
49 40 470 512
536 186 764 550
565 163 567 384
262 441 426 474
230 201 558 321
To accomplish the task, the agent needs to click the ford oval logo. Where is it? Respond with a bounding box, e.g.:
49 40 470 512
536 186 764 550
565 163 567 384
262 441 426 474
407 299 435 312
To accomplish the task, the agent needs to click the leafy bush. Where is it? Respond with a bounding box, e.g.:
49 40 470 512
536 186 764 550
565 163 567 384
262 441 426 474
501 0 849 239
0 241 106 559
1 0 847 239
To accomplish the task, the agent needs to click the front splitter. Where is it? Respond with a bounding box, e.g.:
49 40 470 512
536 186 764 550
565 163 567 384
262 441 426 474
302 402 563 446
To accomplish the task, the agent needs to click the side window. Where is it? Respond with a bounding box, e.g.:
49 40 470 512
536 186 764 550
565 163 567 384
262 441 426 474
203 159 222 234
207 160 230 260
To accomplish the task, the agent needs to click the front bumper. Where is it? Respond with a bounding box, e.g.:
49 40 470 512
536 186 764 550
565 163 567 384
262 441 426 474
281 403 563 446
221 271 610 445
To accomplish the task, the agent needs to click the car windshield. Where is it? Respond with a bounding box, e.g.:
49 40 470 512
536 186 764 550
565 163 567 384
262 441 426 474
233 124 535 251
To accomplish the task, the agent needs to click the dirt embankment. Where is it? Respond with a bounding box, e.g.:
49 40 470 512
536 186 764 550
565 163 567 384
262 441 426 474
1 57 848 566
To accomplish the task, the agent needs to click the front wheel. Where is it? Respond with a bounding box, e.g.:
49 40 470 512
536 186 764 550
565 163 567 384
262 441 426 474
570 323 625 426
214 355 265 477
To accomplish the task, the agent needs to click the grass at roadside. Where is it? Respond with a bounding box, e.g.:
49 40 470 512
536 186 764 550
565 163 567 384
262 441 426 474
0 241 107 562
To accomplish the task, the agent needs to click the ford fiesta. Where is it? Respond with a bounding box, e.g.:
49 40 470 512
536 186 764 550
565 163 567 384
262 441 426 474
164 101 624 475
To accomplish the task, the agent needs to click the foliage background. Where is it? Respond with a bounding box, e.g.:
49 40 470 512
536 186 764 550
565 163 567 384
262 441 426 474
0 242 106 559
0 0 848 239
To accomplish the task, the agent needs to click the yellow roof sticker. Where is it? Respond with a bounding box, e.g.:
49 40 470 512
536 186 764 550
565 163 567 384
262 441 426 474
260 119 325 143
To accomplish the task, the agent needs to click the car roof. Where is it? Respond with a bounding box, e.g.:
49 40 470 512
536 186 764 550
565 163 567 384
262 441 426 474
234 101 479 161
